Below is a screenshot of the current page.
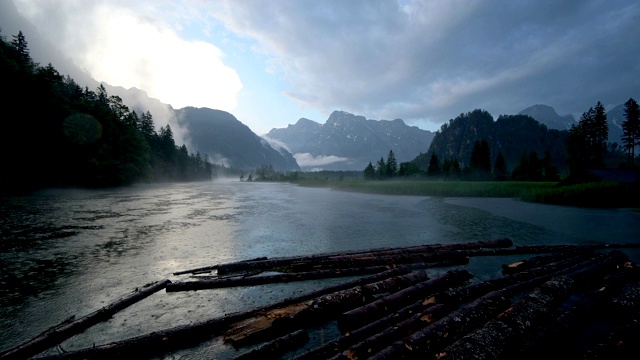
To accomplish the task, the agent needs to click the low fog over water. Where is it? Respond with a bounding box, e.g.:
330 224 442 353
1 181 638 357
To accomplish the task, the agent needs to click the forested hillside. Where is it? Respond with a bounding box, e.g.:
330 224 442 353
423 110 568 174
0 31 212 192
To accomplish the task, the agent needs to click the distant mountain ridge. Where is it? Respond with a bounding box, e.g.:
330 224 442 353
267 110 435 170
518 104 576 130
176 107 299 171
519 103 626 145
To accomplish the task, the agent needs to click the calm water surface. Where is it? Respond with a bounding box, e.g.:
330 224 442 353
1 181 638 358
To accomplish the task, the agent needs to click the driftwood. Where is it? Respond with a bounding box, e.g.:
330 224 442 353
337 269 472 333
368 290 513 360
32 268 411 360
368 250 629 360
331 303 451 360
516 268 640 360
231 329 309 360
223 270 430 348
167 266 391 292
216 239 513 275
0 279 171 360
292 300 435 360
6 242 640 360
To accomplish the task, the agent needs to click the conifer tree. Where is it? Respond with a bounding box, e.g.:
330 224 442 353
386 150 398 177
427 153 441 176
622 98 640 167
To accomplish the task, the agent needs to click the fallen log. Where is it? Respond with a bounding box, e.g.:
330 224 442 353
31 267 411 360
516 268 640 360
173 257 268 276
367 290 513 360
167 266 391 292
292 300 434 360
223 270 430 348
435 276 578 360
331 303 451 360
0 279 171 360
442 250 606 304
337 269 472 333
231 329 309 360
501 247 594 275
216 239 513 275
368 250 629 360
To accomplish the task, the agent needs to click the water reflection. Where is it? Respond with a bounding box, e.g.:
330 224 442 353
0 182 638 356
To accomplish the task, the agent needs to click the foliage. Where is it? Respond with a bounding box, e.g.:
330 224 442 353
493 151 508 181
425 111 568 177
0 30 212 192
427 153 441 177
622 98 640 167
566 101 610 174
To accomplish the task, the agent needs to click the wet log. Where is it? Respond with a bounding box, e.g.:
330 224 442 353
231 329 309 360
367 290 512 360
337 269 472 333
216 239 513 275
442 250 607 304
223 270 430 348
435 276 580 360
173 257 268 275
514 265 640 360
167 266 391 292
331 303 451 360
31 268 411 360
368 250 629 360
292 300 432 360
0 279 171 360
501 247 594 275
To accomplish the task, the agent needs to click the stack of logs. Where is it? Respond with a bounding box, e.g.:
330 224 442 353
2 238 640 360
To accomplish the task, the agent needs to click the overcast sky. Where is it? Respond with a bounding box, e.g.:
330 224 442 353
4 0 640 135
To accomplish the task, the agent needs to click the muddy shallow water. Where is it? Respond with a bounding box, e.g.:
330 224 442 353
1 181 638 358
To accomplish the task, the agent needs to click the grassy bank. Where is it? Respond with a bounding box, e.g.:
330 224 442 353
294 179 639 208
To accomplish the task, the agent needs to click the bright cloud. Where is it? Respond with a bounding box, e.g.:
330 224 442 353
12 0 242 111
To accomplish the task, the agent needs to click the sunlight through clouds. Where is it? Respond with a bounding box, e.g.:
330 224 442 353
13 0 243 111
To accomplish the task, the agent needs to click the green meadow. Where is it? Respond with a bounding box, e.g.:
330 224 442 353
295 179 639 208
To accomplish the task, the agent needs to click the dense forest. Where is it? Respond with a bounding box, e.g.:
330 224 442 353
0 31 212 193
364 103 639 181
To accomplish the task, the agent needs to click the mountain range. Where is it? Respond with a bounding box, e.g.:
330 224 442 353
266 111 435 171
519 103 626 145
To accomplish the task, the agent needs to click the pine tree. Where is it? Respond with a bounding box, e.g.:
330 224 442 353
427 153 441 176
363 162 375 180
622 98 640 167
376 157 386 179
386 150 398 177
493 151 508 180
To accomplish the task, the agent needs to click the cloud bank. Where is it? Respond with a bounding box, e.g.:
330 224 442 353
211 0 640 127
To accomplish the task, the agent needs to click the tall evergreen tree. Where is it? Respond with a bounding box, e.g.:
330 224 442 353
386 150 398 177
363 162 375 180
427 153 441 176
493 151 508 181
622 98 640 167
468 140 491 180
376 157 386 179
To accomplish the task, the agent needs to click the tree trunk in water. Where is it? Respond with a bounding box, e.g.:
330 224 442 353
223 270 430 348
337 269 472 333
167 266 391 292
0 279 171 360
231 329 309 360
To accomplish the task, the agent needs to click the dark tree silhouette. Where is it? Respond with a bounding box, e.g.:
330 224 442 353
622 98 640 167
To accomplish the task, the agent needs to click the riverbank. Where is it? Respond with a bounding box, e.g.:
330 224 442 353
293 179 640 208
